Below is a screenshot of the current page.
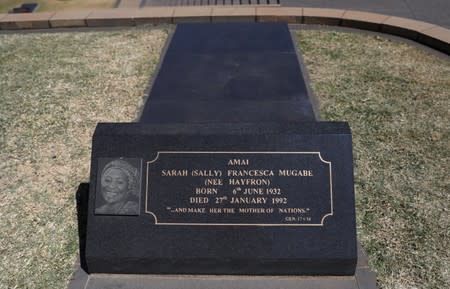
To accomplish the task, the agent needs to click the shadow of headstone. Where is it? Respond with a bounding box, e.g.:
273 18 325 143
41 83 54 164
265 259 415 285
76 183 89 272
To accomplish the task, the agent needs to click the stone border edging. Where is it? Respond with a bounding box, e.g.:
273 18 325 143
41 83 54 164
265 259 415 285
0 7 448 54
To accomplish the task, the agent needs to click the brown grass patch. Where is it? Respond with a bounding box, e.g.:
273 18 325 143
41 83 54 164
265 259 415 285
297 30 449 289
0 25 169 289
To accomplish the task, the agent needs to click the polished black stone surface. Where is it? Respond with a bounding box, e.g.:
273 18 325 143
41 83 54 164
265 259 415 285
148 53 308 101
84 122 357 275
166 23 295 54
72 239 374 289
81 23 359 278
139 23 315 123
142 100 314 123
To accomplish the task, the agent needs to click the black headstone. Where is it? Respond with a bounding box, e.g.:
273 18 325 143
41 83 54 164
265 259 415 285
84 122 357 275
82 23 358 277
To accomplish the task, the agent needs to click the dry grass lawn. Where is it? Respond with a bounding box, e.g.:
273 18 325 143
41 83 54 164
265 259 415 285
0 25 169 289
0 26 448 289
297 30 449 289
0 0 115 13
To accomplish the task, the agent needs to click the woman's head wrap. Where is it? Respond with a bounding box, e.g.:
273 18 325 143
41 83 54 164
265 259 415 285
101 159 140 196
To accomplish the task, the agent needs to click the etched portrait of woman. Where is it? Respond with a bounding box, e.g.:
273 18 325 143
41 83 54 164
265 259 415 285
95 158 141 215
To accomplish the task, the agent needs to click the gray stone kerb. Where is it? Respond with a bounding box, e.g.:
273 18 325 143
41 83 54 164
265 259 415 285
0 7 448 54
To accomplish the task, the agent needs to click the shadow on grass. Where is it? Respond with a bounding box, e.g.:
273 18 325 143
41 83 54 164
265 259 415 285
76 183 89 272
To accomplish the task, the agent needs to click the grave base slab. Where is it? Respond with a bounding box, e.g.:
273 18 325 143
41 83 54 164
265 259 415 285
68 242 377 289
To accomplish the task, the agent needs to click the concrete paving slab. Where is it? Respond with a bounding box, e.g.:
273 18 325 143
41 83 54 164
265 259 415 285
69 241 376 288
281 0 449 28
67 260 89 289
341 10 389 32
419 25 450 54
282 0 413 19
256 7 302 23
303 8 345 25
82 274 361 289
0 12 55 29
50 10 92 28
86 8 136 27
118 0 141 8
135 7 174 25
421 25 450 43
173 6 212 23
383 16 436 32
143 0 280 6
211 6 256 22
355 269 378 289
382 16 435 40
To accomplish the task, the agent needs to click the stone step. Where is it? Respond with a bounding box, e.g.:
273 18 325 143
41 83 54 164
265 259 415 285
141 0 280 6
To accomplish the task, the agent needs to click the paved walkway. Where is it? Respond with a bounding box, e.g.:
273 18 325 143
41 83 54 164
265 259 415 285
2 1 448 54
142 0 280 6
134 0 450 28
281 0 450 28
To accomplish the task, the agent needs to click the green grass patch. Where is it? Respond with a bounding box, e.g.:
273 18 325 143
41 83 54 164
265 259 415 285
297 30 449 289
0 26 169 289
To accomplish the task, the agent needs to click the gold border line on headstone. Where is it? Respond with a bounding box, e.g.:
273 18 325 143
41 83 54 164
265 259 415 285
145 151 333 227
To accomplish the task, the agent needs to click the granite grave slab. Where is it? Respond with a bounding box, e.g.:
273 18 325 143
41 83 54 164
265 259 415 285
84 122 357 275
72 22 378 289
72 237 375 289
139 23 315 123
